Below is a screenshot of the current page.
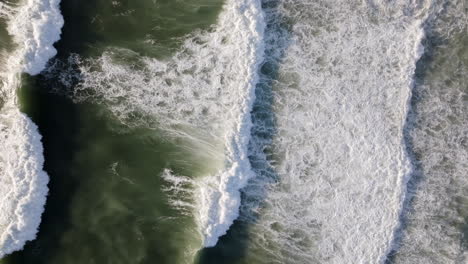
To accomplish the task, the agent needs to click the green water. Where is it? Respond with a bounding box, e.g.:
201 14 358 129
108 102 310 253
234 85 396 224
8 80 202 264
1 0 232 263
1 0 466 263
55 0 223 57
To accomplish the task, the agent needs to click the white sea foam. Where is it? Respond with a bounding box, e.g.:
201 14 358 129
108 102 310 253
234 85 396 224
0 0 63 258
240 0 433 263
7 0 63 75
0 108 48 258
58 0 265 247
41 0 467 260
391 1 468 262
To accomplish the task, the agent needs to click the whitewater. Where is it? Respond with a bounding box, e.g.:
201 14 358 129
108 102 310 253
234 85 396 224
50 0 265 248
0 0 62 258
389 0 468 262
13 0 467 262
238 0 444 263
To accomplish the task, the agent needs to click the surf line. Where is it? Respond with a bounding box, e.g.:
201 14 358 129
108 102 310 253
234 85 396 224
0 0 63 258
381 8 433 263
194 0 266 248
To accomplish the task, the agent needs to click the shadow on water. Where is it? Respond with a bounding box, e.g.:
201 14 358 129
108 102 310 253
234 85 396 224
1 0 97 263
196 1 292 263
2 0 293 263
384 3 466 262
3 0 228 262
5 73 80 264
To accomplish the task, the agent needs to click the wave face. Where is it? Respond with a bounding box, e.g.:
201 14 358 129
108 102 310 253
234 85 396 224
240 0 434 263
54 0 265 247
0 0 63 258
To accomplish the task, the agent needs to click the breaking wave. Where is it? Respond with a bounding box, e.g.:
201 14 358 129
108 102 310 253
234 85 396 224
0 0 63 258
47 0 265 248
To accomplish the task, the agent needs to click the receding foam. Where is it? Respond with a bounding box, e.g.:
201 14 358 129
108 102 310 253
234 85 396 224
0 0 63 258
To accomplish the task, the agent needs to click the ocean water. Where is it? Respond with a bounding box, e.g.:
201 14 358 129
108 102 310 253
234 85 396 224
0 0 467 263
0 0 62 258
